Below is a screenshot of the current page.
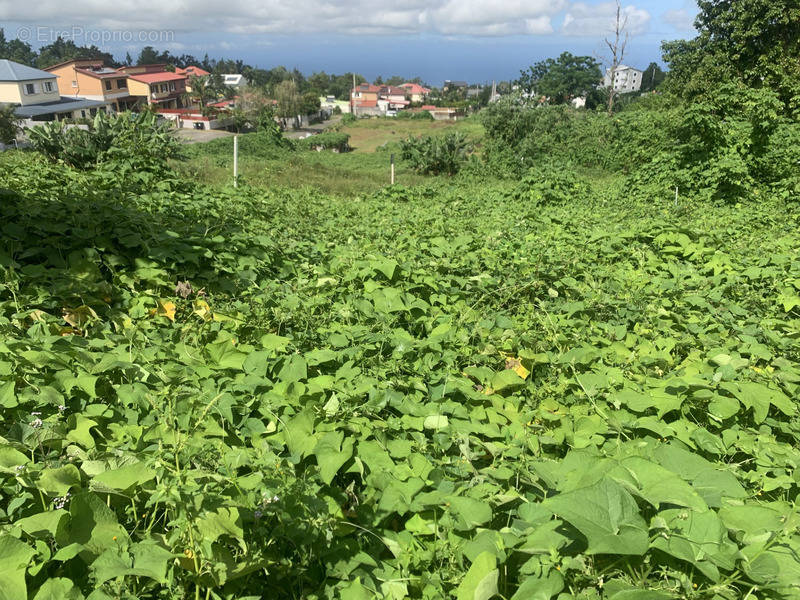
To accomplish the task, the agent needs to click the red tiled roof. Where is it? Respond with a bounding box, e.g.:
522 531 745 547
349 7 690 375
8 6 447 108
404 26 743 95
355 84 381 93
401 83 431 94
176 66 210 77
129 72 187 83
421 105 437 110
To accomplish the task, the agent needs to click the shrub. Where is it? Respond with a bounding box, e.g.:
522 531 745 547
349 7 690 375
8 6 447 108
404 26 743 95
340 113 357 125
297 132 350 152
0 104 22 145
28 111 181 174
513 162 592 205
396 110 434 121
400 132 471 175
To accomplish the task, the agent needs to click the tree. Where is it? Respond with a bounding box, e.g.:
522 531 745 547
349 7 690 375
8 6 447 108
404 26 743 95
0 104 22 145
0 28 37 66
137 46 172 65
640 63 666 92
604 0 630 115
662 0 800 113
274 80 301 128
516 52 602 104
35 37 116 69
300 92 321 116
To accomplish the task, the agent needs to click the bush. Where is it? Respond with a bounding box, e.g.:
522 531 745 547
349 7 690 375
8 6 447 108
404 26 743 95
513 162 592 205
396 110 434 121
28 111 181 174
340 113 357 125
400 132 471 176
297 132 350 152
0 104 22 145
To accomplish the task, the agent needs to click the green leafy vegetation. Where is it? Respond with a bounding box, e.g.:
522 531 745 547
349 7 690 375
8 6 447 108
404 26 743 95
296 132 351 153
400 131 472 175
2 4 800 598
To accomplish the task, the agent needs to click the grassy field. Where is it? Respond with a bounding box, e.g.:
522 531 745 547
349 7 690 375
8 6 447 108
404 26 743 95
176 116 484 195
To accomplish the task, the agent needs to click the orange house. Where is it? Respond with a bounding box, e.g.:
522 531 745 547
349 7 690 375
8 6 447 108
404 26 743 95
45 59 136 112
127 72 187 109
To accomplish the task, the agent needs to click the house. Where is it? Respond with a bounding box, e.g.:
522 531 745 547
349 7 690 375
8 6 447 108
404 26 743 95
175 65 210 78
378 86 410 111
399 82 430 103
420 105 465 121
45 59 137 112
0 59 108 123
221 74 246 89
127 72 187 109
604 65 643 94
0 59 60 106
466 86 482 98
351 83 382 115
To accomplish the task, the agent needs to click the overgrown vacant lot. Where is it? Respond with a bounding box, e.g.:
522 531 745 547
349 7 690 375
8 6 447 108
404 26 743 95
1 143 800 600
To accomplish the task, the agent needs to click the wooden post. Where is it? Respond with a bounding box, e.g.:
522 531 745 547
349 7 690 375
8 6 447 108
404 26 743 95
233 135 238 188
390 154 395 185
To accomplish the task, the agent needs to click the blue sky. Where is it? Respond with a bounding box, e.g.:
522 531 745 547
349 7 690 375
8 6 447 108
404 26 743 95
1 0 698 84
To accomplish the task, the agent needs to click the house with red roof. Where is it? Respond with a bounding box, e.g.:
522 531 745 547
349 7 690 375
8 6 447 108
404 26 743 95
400 82 431 103
127 71 187 109
175 65 210 78
45 59 137 112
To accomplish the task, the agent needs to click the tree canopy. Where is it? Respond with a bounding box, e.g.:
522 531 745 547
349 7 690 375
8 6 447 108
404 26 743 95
516 52 602 104
662 0 800 113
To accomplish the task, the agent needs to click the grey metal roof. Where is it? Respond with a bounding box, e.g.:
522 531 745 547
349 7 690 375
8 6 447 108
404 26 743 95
14 97 106 118
0 59 57 82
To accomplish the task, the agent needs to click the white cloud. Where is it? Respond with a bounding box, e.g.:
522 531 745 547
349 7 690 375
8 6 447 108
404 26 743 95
1 0 569 37
561 2 650 37
662 8 695 32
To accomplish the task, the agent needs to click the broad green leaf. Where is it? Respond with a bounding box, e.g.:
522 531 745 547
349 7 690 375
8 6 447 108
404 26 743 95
131 541 175 582
313 431 354 485
456 551 498 600
511 571 564 600
491 369 526 393
39 465 82 495
91 462 155 492
196 507 243 544
423 415 449 430
68 493 128 557
447 496 493 530
32 576 85 600
543 478 648 555
0 534 36 600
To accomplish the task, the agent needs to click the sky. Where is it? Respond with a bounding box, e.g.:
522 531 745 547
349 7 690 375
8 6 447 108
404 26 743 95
1 0 699 84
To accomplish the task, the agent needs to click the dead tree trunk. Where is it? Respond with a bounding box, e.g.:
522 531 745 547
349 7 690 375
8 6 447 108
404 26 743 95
605 1 629 116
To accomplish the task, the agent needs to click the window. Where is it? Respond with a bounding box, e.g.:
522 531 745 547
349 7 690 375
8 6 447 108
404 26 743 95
71 80 78 88
81 110 86 118
169 82 175 92
104 80 112 91
117 79 126 89
44 81 54 92
24 83 36 95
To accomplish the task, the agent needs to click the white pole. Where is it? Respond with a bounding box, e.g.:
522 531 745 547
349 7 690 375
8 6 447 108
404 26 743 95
391 154 395 185
233 135 239 188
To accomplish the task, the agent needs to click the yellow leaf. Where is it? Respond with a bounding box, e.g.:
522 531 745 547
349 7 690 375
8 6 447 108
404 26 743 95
505 357 530 380
63 305 99 328
193 299 212 321
155 300 176 322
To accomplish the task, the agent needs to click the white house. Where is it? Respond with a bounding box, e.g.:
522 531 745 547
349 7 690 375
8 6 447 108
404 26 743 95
222 74 246 89
604 65 643 94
